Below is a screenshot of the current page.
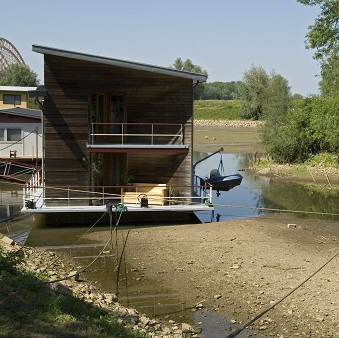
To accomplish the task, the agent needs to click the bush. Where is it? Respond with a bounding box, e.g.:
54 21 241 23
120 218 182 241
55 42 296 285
261 95 339 163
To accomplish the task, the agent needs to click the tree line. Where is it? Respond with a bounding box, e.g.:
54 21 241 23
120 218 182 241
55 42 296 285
174 1 339 165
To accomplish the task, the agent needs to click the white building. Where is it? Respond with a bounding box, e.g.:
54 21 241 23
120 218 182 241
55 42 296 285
0 107 42 159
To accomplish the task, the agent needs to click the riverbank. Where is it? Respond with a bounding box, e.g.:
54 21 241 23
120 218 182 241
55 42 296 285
0 235 198 338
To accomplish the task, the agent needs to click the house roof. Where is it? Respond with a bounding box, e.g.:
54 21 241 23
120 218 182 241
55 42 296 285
32 45 208 84
0 86 38 92
0 107 41 119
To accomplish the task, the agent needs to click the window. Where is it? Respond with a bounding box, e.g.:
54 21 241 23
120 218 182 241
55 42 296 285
7 129 21 141
0 129 22 142
3 94 21 105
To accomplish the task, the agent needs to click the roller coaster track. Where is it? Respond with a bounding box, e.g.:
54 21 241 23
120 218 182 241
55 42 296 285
0 38 25 71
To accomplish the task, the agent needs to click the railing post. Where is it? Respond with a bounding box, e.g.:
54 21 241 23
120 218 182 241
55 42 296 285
121 123 124 145
151 124 154 145
181 124 183 145
68 187 70 206
91 123 94 145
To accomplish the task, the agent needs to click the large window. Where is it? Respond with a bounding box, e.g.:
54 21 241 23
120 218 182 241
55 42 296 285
3 94 21 105
0 128 22 142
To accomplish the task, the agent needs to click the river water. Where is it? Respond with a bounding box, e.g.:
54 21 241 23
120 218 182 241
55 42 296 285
1 152 339 337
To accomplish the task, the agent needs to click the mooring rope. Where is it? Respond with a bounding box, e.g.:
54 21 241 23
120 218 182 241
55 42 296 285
225 250 339 337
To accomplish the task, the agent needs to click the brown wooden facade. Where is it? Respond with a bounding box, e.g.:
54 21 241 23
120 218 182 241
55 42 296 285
33 46 207 205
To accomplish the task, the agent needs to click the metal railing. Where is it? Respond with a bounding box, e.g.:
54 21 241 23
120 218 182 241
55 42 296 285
23 183 212 209
90 122 185 146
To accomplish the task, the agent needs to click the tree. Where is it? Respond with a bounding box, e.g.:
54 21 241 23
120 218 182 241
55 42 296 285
297 0 339 95
238 65 291 120
0 63 40 86
170 57 208 76
171 57 208 100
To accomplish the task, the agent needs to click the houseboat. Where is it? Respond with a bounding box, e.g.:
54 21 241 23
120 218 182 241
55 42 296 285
21 45 213 225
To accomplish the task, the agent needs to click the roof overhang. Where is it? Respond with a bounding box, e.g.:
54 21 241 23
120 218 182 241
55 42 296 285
0 107 41 119
32 45 208 84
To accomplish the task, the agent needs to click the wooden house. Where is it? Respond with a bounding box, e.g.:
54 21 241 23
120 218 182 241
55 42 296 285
22 45 212 223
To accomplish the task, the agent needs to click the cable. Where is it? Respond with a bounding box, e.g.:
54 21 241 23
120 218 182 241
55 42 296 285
225 250 339 338
0 129 36 153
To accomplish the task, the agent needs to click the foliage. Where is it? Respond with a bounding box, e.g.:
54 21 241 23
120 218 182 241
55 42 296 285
0 63 40 86
197 81 241 100
305 152 339 168
0 245 145 338
238 65 292 120
297 0 339 95
170 57 208 76
194 100 242 120
261 95 339 163
170 57 209 100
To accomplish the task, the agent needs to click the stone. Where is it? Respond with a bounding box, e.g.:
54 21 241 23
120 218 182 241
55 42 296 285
1 236 15 245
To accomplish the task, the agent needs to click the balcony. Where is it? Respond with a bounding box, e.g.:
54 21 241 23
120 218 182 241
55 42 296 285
87 122 189 153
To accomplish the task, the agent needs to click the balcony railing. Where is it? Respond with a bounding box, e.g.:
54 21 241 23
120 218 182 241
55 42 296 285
89 122 185 146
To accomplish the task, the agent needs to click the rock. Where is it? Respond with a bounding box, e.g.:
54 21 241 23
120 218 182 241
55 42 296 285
214 294 222 299
0 236 15 245
140 315 150 327
68 271 80 281
229 264 242 269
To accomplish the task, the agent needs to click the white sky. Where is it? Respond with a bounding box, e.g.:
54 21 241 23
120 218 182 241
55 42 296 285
2 0 321 96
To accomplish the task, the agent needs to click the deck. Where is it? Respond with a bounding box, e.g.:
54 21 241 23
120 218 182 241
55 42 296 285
21 177 214 225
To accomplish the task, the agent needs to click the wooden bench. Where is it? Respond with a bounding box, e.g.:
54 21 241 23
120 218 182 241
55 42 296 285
121 183 168 206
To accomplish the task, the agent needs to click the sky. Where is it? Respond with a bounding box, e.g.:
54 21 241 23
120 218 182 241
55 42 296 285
2 0 321 96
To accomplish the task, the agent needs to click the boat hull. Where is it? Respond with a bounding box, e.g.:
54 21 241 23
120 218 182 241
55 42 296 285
205 173 243 192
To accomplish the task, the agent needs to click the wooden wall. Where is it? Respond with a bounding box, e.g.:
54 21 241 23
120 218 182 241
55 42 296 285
43 55 194 202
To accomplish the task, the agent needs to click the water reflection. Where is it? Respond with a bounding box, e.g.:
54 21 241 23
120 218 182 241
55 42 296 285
260 180 339 221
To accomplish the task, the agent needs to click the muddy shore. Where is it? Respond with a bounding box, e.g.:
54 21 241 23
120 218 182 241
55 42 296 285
87 121 339 337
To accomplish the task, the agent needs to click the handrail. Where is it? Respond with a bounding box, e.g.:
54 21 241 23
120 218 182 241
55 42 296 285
23 183 213 208
90 122 185 146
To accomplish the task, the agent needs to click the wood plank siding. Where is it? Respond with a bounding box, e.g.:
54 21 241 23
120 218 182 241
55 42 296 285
43 55 194 204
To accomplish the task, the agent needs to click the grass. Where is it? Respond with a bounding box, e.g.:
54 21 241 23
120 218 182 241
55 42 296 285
0 245 145 338
194 99 243 120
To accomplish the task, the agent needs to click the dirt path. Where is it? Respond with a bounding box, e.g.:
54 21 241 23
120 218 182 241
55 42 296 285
90 121 338 337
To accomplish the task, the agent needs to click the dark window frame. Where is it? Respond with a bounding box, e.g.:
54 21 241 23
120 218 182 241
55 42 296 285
3 94 21 105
